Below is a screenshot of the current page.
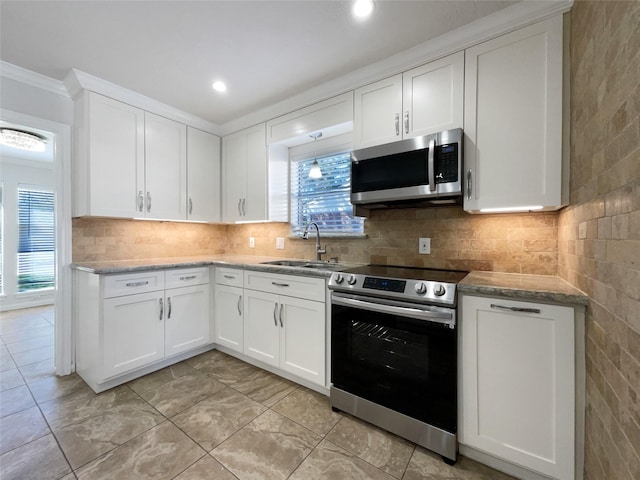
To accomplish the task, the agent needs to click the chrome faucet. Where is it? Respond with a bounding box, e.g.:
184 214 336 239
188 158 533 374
302 222 327 261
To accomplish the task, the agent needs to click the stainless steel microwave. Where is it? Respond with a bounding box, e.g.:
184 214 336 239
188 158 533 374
350 128 463 209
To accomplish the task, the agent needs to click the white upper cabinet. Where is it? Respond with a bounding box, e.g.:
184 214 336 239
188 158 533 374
75 92 145 218
266 92 354 146
222 123 288 223
353 51 464 149
463 15 565 213
144 112 187 221
74 91 191 221
187 127 221 222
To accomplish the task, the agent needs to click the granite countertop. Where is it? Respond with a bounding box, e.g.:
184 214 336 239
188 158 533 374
71 255 363 278
459 271 589 307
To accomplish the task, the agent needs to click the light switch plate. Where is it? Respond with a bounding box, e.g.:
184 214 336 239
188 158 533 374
276 237 285 250
249 237 255 248
419 237 431 254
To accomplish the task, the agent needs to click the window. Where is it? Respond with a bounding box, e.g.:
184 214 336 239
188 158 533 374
291 150 364 237
17 187 55 292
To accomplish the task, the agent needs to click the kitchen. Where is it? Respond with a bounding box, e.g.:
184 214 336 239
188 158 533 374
0 1 638 480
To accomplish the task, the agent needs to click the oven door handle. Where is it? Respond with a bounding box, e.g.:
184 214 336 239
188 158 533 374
331 293 455 327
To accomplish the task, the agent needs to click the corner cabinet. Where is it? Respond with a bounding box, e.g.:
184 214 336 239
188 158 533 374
187 127 221 222
353 51 464 149
459 294 578 480
463 15 566 213
74 267 211 393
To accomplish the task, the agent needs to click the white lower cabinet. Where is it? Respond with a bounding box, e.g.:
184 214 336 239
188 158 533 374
214 268 244 353
75 267 211 393
213 269 326 387
459 294 576 480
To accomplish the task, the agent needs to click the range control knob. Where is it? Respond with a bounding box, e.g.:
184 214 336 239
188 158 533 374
347 275 357 285
333 274 344 284
434 284 446 296
414 282 427 294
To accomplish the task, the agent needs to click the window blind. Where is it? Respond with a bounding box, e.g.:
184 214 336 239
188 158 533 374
17 188 55 292
291 152 364 236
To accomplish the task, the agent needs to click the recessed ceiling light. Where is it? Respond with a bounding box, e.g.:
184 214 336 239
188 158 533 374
353 0 374 18
212 81 227 93
0 128 47 152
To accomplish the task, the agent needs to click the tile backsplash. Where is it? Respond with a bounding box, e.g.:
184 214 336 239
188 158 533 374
73 208 559 275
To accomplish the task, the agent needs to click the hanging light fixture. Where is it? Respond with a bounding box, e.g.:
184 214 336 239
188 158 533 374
309 132 323 179
0 128 47 152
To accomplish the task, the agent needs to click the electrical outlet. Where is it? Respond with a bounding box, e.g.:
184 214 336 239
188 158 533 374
419 237 431 254
249 237 255 248
276 237 285 250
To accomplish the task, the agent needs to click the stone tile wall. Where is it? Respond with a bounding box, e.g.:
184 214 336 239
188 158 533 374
558 2 640 479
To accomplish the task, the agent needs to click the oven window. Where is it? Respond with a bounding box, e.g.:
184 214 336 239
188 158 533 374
331 303 457 433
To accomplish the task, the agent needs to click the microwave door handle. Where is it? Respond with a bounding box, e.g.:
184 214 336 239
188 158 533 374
428 139 436 192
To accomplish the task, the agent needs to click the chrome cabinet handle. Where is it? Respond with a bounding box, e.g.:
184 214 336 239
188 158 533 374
167 297 172 319
125 281 149 287
272 282 289 287
273 302 278 326
466 169 472 200
241 198 246 216
237 295 242 316
395 113 400 136
146 192 151 212
223 274 236 280
428 139 436 192
490 304 541 314
237 198 242 216
404 111 409 134
279 304 283 327
179 275 197 281
188 197 193 215
137 191 144 212
159 298 164 320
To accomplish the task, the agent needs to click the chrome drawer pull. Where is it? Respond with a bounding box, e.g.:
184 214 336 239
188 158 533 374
125 281 149 287
223 275 236 280
179 275 197 281
490 304 541 314
272 282 289 287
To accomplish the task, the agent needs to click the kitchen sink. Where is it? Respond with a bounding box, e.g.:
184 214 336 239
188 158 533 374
260 260 344 270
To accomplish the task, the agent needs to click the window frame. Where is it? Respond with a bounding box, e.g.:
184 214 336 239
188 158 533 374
289 133 364 238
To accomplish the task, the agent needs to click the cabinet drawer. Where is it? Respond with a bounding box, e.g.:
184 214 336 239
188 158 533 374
103 271 165 298
165 267 209 289
244 270 325 302
215 267 244 287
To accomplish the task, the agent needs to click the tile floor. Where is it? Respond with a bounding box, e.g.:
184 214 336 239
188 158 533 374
0 306 517 480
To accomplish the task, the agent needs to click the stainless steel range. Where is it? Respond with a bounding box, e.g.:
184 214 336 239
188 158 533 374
328 265 468 464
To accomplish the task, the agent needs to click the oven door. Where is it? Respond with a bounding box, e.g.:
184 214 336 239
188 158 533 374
331 292 457 434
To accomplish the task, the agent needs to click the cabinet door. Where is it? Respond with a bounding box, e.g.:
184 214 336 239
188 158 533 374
353 74 403 149
243 289 279 367
460 295 574 480
144 112 187 220
87 93 144 218
214 284 244 353
187 127 221 222
403 52 464 139
103 291 165 379
242 124 268 221
165 284 210 357
221 129 247 222
464 16 563 212
279 296 325 386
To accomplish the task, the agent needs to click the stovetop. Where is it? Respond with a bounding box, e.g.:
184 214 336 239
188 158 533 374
328 264 469 307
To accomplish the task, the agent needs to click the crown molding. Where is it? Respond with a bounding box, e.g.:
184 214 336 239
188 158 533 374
0 61 69 97
64 69 220 135
219 0 573 135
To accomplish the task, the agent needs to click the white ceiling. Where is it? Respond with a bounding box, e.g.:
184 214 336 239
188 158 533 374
0 1 516 127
